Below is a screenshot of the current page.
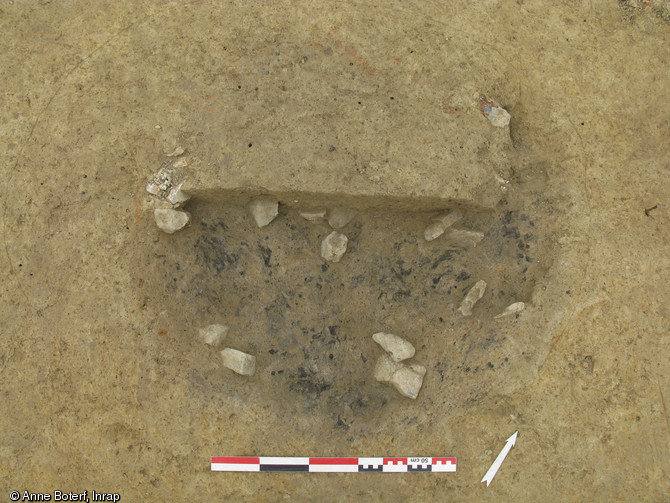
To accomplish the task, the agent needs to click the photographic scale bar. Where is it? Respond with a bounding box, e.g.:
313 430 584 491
211 456 457 473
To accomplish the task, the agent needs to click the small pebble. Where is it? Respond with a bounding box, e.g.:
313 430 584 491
495 302 526 319
154 208 190 234
328 207 356 229
390 364 426 399
198 324 229 346
374 354 403 383
486 106 511 128
321 231 348 262
249 197 279 227
372 332 415 362
445 229 484 247
300 210 327 222
167 146 185 157
221 348 256 376
458 280 487 316
172 158 188 169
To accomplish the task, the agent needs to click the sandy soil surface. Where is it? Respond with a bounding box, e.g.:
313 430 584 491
1 1 669 501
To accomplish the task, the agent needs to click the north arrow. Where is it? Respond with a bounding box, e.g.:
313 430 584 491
481 431 518 487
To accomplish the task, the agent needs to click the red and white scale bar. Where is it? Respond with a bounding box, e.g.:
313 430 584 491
211 456 456 473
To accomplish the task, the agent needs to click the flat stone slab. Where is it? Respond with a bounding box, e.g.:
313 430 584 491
178 12 512 211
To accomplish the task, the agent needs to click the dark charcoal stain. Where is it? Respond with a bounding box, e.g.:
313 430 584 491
335 415 350 430
456 270 470 282
328 325 339 336
352 273 366 285
194 235 239 274
392 289 411 301
258 244 272 267
431 249 458 269
290 366 333 397
502 225 521 239
436 362 447 382
200 221 228 232
391 264 412 281
395 259 412 274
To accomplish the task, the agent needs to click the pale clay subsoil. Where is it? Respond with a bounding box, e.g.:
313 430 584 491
1 1 670 501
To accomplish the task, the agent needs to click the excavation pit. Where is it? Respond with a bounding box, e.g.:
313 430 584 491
139 190 551 437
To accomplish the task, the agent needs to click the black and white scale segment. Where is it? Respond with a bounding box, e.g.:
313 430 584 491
211 456 457 473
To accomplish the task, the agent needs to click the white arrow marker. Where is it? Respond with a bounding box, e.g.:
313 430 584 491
481 431 518 487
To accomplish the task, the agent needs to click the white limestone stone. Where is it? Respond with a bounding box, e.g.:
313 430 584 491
445 229 485 247
154 208 190 234
424 210 464 241
221 348 256 376
487 106 511 128
372 332 415 362
328 207 356 229
458 280 487 316
374 354 404 383
434 210 463 228
198 324 229 346
424 222 447 241
300 210 327 222
166 183 191 205
409 363 427 376
321 231 348 262
249 197 279 227
146 166 189 208
146 167 174 196
390 364 426 399
494 301 526 319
